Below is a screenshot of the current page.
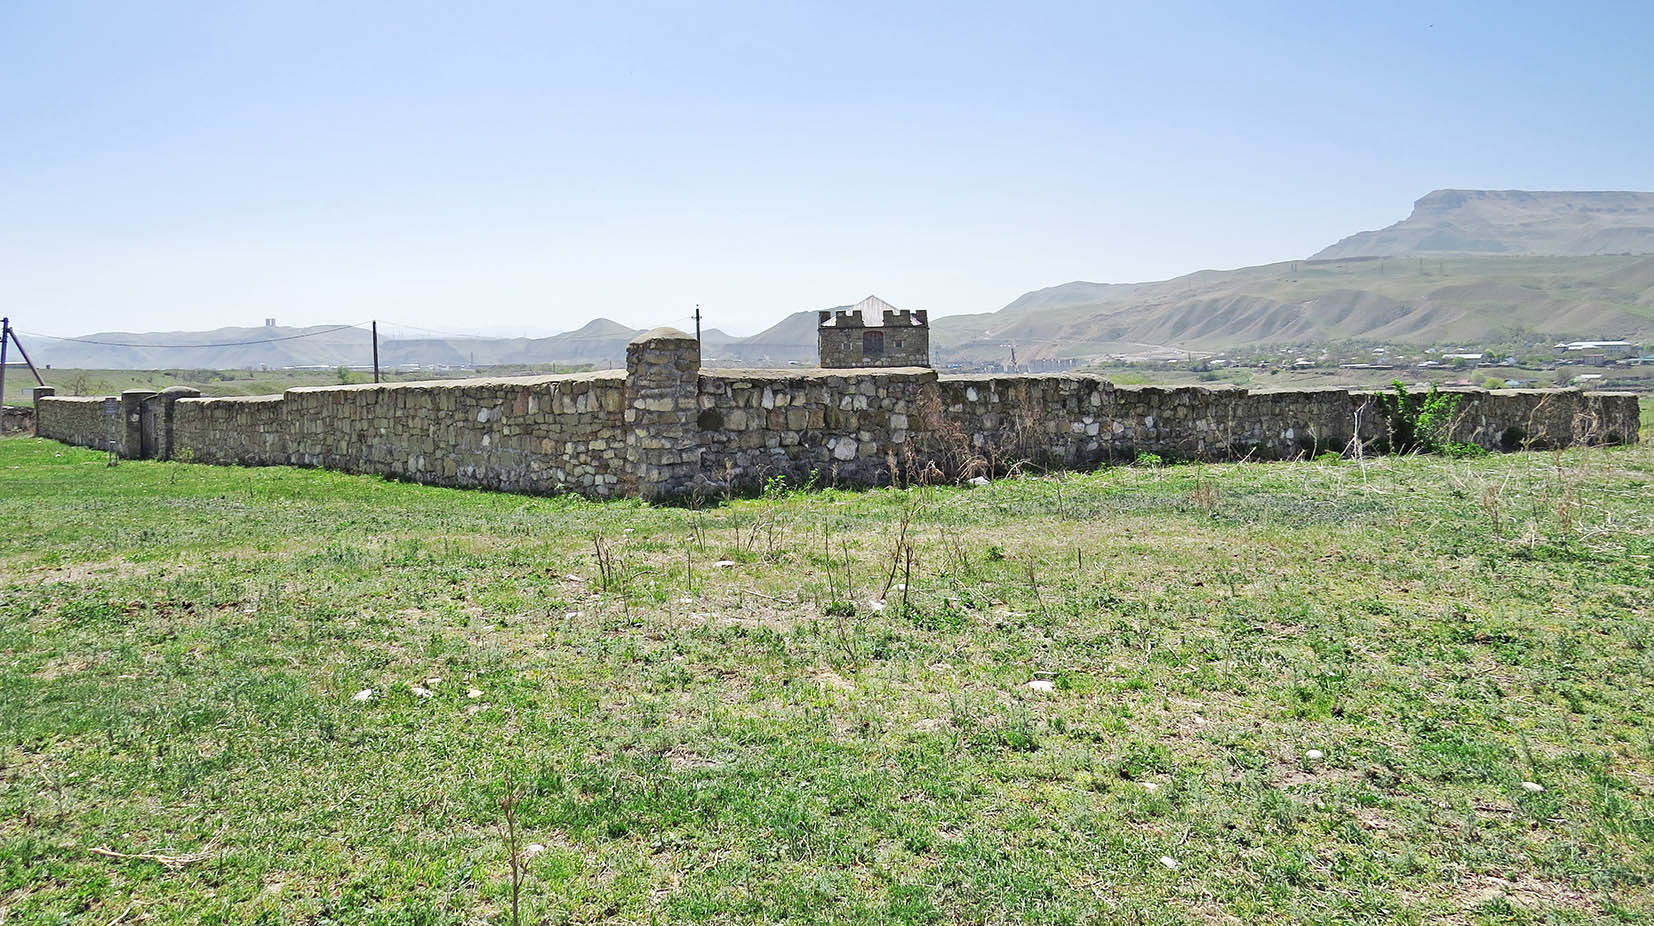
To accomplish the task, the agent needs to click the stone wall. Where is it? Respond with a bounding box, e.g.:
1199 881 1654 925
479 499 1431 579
1445 389 1640 449
35 394 117 451
166 372 628 495
1 405 35 434
697 367 935 488
30 331 1642 499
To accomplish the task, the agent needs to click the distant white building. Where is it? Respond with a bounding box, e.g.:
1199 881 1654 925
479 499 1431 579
1555 340 1635 358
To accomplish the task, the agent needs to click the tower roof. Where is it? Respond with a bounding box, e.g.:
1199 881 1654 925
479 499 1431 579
850 294 901 316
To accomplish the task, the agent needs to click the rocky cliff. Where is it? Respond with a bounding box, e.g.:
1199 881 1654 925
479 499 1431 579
1313 190 1654 259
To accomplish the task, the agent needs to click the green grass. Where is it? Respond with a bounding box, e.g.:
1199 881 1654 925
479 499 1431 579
2 435 1652 923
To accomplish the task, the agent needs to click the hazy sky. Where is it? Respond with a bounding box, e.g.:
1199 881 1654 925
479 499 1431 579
4 1 1652 338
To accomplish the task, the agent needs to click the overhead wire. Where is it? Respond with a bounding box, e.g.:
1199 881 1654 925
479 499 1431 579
17 323 372 349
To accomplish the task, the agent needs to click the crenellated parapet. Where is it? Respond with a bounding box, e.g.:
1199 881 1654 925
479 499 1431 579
818 296 930 368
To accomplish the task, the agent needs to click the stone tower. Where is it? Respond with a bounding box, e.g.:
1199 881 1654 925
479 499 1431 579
817 295 930 369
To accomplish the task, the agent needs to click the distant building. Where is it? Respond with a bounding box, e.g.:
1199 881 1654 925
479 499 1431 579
1556 340 1635 359
818 295 930 368
265 318 277 328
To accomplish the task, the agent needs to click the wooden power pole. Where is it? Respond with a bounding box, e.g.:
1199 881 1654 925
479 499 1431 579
372 321 381 383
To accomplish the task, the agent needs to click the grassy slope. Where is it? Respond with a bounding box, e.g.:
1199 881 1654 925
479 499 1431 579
1 436 1651 924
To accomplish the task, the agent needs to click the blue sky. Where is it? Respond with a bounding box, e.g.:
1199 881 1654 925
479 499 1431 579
3 1 1651 337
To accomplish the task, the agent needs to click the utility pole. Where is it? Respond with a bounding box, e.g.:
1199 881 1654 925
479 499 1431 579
371 320 381 383
693 304 702 343
5 324 44 388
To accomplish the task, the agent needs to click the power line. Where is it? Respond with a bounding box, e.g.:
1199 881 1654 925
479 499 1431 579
374 319 499 339
18 323 370 349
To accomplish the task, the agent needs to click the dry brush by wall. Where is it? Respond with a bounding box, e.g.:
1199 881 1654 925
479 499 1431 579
31 337 1642 499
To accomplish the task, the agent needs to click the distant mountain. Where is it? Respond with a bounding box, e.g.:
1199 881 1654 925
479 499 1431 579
1001 281 1142 313
28 313 830 371
30 325 379 371
932 254 1654 362
704 310 827 366
1313 190 1654 260
30 190 1654 372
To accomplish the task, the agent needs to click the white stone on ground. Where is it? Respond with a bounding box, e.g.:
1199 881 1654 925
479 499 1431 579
1521 781 1546 793
352 688 374 703
1305 749 1324 761
1159 856 1179 870
1026 679 1056 693
411 686 433 698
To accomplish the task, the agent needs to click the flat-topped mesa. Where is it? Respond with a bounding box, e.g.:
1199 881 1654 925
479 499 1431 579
818 295 931 369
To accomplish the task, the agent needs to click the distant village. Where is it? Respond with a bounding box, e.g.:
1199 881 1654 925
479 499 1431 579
933 337 1654 391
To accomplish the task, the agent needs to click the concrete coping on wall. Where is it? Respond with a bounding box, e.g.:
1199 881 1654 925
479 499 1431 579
940 372 1114 382
1340 385 1603 397
177 393 286 404
36 395 112 403
701 366 935 381
283 371 626 395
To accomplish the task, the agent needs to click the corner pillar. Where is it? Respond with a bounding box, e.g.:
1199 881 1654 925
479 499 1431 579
624 327 701 500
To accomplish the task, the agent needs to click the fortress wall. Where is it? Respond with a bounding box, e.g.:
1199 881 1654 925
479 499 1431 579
273 374 626 495
1444 388 1642 449
695 367 935 490
30 343 1641 499
170 395 291 465
34 396 116 451
166 373 628 495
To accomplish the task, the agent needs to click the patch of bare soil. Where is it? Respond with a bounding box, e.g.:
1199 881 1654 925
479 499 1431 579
1445 873 1600 920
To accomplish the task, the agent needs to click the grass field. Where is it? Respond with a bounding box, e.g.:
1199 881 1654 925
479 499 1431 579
2 433 1652 923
